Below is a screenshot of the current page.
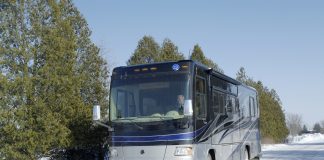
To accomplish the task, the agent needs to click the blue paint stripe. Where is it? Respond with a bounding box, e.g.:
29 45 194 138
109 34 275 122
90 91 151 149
112 124 209 143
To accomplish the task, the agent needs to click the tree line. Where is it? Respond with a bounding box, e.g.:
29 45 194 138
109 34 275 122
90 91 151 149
1 0 289 159
127 35 223 73
236 68 289 143
286 113 324 135
128 36 289 143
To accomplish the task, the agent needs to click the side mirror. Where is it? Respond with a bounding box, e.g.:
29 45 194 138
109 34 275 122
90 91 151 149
92 105 114 131
93 105 101 121
184 100 193 116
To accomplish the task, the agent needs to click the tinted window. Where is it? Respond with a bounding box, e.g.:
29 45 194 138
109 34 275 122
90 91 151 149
226 96 233 114
117 90 126 118
110 73 190 122
212 93 218 118
128 93 136 117
211 76 238 95
249 97 256 117
211 91 226 118
195 76 207 119
235 98 240 114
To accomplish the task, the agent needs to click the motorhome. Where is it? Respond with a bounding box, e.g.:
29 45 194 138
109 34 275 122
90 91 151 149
93 60 261 160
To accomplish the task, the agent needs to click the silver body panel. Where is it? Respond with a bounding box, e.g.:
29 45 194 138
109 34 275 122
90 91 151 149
109 125 260 160
112 146 166 160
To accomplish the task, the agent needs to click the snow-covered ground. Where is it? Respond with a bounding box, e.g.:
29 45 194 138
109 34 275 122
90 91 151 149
262 133 324 160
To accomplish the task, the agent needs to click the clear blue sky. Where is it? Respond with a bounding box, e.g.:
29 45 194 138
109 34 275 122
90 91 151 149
74 0 324 126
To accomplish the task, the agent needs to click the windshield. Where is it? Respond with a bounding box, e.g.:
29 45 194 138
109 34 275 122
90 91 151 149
110 72 191 123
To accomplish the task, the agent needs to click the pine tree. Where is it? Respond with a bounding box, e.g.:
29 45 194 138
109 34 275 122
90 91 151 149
63 0 110 152
313 123 321 133
302 125 308 134
127 35 160 65
0 1 71 159
236 67 289 143
236 67 248 83
321 121 324 134
159 38 184 62
0 0 110 159
190 44 223 73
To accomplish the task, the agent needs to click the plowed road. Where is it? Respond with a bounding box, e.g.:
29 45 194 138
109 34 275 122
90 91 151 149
261 143 324 160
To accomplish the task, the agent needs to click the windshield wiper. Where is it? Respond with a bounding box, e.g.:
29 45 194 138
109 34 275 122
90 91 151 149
117 118 143 130
138 116 175 120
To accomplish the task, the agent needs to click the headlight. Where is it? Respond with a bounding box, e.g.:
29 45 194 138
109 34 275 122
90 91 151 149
174 147 192 156
109 148 118 157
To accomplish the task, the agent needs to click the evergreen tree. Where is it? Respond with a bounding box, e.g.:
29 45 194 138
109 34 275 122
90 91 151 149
321 121 324 134
190 44 223 73
0 0 109 159
65 1 110 156
0 1 70 159
313 123 321 133
236 67 289 143
159 38 185 62
190 45 205 62
127 36 160 65
302 125 308 134
321 120 324 130
236 67 248 83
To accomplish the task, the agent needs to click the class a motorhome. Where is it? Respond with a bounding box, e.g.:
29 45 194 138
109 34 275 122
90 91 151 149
93 60 261 160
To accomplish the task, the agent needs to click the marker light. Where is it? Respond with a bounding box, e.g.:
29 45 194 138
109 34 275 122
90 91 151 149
142 68 148 71
182 65 188 69
174 147 192 156
134 69 140 72
150 67 157 71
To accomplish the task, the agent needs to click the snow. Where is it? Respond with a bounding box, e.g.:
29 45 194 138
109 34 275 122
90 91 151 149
261 133 324 160
291 133 324 144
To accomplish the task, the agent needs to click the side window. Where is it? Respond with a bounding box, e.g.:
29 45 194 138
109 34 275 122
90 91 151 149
128 93 136 117
249 97 256 117
117 90 136 118
211 91 226 118
225 96 238 116
255 97 259 116
212 92 219 118
226 96 233 114
253 97 256 116
219 94 225 114
195 76 207 119
117 90 126 118
235 98 240 114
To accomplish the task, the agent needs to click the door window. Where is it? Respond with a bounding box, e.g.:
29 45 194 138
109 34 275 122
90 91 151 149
195 76 207 119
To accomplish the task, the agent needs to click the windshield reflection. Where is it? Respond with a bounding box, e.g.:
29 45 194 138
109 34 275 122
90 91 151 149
110 73 190 123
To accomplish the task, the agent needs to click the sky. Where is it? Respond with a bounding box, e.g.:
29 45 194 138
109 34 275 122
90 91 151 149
73 0 324 126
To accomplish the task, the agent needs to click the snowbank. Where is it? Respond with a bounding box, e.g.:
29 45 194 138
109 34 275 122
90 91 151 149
262 144 288 151
291 133 324 144
262 133 324 151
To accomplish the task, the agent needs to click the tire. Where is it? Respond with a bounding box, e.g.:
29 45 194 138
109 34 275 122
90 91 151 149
207 153 213 160
244 149 249 160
